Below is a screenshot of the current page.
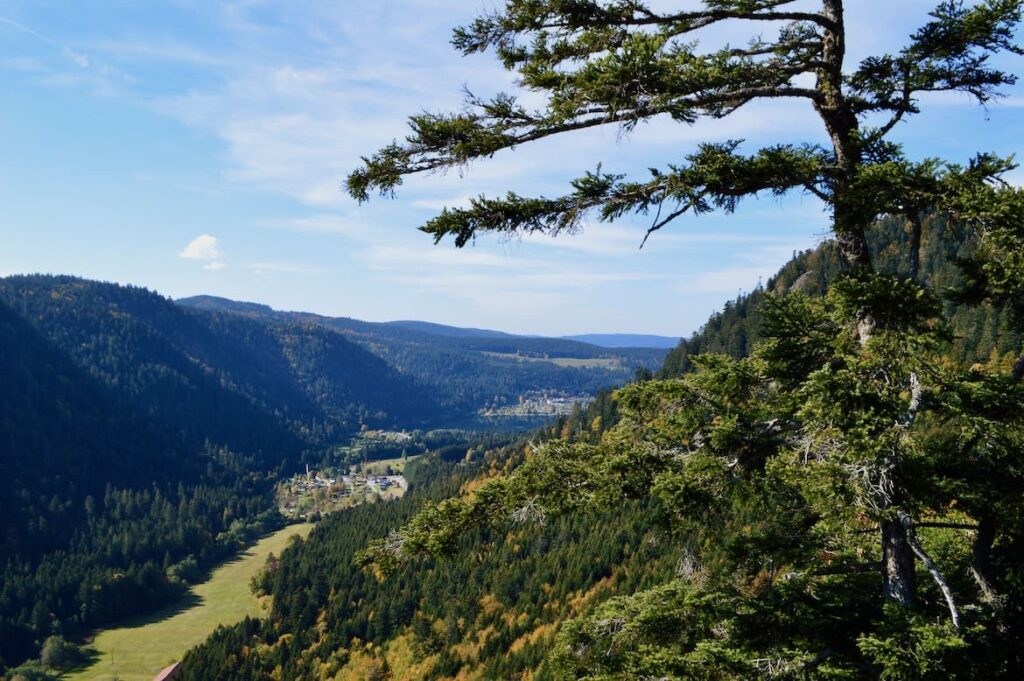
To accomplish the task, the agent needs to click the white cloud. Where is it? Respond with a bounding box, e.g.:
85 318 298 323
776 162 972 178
179 234 221 260
268 213 359 235
203 261 226 271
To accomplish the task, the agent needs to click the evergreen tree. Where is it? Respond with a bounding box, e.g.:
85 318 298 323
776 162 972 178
350 1 1024 675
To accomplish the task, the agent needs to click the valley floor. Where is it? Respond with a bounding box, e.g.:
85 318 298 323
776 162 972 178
63 523 313 681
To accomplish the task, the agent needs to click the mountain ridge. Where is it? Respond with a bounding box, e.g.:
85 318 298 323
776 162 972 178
177 296 677 349
175 294 668 413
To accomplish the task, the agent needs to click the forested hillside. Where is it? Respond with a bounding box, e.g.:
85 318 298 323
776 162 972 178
662 215 1019 376
175 218 1023 679
0 275 655 676
0 298 280 672
178 296 667 413
178 429 675 681
0 276 443 442
0 275 443 673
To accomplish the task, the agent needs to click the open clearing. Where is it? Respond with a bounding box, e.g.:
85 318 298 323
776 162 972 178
64 523 313 681
358 454 420 476
482 351 621 369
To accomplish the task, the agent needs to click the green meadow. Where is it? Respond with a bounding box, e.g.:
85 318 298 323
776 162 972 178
64 523 313 681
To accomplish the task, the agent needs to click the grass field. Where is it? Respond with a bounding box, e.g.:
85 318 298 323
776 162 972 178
482 351 622 369
549 356 622 369
64 523 313 681
358 454 420 476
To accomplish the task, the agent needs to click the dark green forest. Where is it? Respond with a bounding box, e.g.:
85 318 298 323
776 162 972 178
0 298 280 670
0 276 444 440
0 275 657 674
661 215 1020 377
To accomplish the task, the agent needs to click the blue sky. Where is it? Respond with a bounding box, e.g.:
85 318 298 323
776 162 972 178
1 1 1021 336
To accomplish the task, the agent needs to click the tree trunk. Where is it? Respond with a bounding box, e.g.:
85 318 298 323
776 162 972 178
971 514 999 604
881 519 917 606
818 0 874 274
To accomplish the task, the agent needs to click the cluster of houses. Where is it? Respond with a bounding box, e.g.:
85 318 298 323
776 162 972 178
279 465 408 518
359 429 415 443
483 391 593 417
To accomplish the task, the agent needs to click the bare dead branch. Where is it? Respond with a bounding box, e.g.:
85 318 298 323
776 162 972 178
900 511 962 632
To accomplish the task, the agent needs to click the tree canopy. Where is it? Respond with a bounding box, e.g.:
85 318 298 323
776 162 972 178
348 1 1022 265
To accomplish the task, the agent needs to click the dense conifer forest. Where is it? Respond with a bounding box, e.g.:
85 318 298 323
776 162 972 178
661 215 1021 376
0 298 281 671
0 275 659 675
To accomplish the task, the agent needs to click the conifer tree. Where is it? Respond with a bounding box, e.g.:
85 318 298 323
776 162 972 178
350 1 1024 675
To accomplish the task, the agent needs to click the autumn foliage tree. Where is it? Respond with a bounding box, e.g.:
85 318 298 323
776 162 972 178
349 1 1024 676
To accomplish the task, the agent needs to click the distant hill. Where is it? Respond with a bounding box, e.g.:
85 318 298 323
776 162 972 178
179 303 676 349
562 333 680 349
176 298 669 414
0 276 442 449
175 294 274 315
383 319 519 339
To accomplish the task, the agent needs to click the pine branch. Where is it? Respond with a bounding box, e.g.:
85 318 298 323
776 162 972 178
452 1 833 59
849 0 1023 133
347 81 822 202
412 142 830 246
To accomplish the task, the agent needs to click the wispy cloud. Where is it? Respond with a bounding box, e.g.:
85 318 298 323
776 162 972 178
87 37 229 67
684 266 770 295
361 244 543 270
0 14 91 68
411 194 477 211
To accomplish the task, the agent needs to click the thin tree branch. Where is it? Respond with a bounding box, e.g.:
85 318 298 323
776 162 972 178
530 4 834 32
640 205 691 249
875 66 914 139
900 372 923 428
803 182 830 202
970 515 1001 606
